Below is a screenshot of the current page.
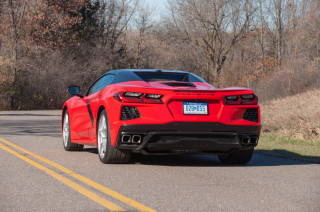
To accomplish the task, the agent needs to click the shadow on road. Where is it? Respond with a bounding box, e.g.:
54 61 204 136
2 112 319 166
83 148 319 166
255 149 320 164
0 113 60 117
0 120 61 137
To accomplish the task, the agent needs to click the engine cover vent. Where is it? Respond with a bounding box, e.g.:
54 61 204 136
162 82 195 87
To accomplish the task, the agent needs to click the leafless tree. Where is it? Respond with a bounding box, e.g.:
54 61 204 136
0 0 28 109
165 0 256 86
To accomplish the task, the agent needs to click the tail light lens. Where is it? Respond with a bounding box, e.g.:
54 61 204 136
241 94 258 105
114 92 163 104
142 94 163 103
225 96 241 105
225 94 258 105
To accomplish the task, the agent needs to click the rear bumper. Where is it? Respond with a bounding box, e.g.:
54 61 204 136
116 122 260 155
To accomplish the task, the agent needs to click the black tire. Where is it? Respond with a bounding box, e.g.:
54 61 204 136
62 110 84 151
97 109 131 164
218 148 254 164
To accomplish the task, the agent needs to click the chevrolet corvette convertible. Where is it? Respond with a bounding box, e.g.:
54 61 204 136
62 69 261 164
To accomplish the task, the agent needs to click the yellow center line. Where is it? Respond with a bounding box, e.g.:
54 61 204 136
0 142 125 211
0 138 156 212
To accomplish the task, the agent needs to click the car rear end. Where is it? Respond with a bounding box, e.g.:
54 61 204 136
111 81 260 155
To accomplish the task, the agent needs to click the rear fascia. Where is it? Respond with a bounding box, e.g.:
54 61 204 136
104 83 261 148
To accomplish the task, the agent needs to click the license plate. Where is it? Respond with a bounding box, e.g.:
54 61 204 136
183 102 208 115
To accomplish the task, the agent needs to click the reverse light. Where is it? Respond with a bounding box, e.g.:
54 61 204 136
143 94 163 103
146 94 162 99
124 92 143 97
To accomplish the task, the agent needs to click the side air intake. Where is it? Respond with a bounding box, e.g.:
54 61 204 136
120 106 141 120
243 109 259 122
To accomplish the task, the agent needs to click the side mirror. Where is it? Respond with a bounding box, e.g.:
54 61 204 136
68 86 81 96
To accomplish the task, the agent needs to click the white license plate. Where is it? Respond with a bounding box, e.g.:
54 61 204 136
183 102 208 115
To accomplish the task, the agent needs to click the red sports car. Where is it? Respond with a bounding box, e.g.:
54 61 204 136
62 69 261 164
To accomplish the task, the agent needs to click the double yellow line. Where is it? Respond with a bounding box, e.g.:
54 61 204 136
0 138 156 212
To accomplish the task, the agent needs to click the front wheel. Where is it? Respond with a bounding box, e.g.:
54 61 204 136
218 148 254 164
97 110 131 164
62 110 84 151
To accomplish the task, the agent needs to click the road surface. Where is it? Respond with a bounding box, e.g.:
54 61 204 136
0 110 319 211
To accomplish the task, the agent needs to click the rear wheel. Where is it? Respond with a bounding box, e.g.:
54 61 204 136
218 148 254 164
63 110 84 151
97 110 131 164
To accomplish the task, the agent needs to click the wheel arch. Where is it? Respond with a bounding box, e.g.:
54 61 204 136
96 105 106 123
95 105 106 145
61 105 68 131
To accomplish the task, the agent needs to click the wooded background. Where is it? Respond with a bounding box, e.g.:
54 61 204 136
0 0 319 110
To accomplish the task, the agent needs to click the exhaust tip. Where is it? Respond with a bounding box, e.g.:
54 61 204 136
241 136 250 145
250 136 258 144
132 135 142 144
122 135 131 143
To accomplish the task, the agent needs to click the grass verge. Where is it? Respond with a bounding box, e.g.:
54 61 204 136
256 133 320 163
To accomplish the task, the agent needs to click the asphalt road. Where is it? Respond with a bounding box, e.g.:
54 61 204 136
0 110 319 212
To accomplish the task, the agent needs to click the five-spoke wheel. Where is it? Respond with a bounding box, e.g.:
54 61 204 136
62 110 83 151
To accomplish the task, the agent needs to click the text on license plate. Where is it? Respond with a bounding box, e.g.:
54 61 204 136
183 102 208 115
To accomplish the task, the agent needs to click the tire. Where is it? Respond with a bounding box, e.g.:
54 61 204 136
62 110 84 151
218 148 254 164
97 109 131 164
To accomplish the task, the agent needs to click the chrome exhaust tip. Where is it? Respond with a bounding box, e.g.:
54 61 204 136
250 136 258 144
132 135 142 144
241 136 250 145
122 135 131 143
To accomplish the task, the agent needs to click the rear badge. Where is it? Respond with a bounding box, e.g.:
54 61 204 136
183 102 208 115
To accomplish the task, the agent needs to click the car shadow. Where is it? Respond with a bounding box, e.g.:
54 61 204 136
254 149 320 164
83 148 320 166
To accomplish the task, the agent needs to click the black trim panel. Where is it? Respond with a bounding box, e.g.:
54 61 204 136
118 122 260 134
116 122 260 154
87 100 94 126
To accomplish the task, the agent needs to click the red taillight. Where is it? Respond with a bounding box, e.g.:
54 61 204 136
225 95 241 105
114 92 163 104
241 94 258 105
142 94 163 103
225 94 258 105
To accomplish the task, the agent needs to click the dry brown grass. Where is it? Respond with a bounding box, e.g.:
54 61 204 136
260 89 320 142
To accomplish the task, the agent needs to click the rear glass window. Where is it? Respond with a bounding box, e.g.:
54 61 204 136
135 72 188 82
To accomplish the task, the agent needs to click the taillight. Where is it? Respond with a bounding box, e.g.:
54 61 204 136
225 96 241 105
241 94 258 105
114 92 163 104
142 94 163 103
225 94 258 105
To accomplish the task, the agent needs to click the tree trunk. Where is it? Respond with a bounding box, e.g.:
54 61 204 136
275 0 282 66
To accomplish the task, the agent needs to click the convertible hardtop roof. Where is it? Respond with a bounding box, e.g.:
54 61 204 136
108 69 188 74
102 69 205 84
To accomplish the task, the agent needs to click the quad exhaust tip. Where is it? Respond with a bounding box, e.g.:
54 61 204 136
241 136 251 145
132 135 142 144
240 135 258 145
121 135 142 144
250 136 258 144
122 135 131 143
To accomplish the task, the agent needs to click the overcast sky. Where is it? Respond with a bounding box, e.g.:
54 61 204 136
145 0 168 21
